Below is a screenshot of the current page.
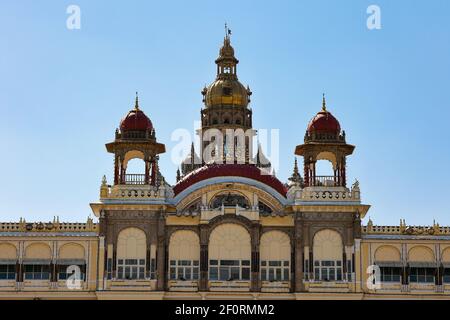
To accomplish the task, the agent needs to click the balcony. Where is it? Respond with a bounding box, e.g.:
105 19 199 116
308 175 341 187
124 174 146 185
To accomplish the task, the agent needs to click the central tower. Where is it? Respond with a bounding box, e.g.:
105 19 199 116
199 29 254 164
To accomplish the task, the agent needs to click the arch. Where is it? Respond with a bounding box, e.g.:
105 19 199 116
123 150 145 169
209 223 251 260
169 230 200 261
117 227 147 259
25 243 52 259
408 246 435 262
59 243 85 260
316 151 337 169
442 247 450 262
374 245 401 262
260 231 291 261
313 229 343 261
0 243 17 259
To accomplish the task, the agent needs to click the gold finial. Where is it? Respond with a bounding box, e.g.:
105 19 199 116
322 93 327 111
135 91 140 110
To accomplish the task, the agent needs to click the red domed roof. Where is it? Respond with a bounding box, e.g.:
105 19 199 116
120 108 153 132
307 110 341 134
173 164 287 197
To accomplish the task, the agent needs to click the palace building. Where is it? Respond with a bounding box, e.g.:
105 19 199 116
1 32 450 300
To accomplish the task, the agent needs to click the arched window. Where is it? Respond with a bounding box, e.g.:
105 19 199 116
210 193 250 209
169 231 200 281
258 201 273 215
57 243 86 281
117 228 147 280
313 229 343 281
0 243 17 280
374 245 402 283
24 243 52 280
208 224 251 281
408 246 436 284
260 231 291 281
442 248 450 283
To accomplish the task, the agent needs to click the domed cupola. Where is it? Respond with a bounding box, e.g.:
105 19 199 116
120 94 153 132
307 94 341 135
202 26 252 108
295 95 355 188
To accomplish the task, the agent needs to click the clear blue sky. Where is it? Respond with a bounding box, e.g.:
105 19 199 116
1 0 449 225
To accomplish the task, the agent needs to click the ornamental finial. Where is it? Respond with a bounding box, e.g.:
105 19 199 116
225 22 231 39
322 93 327 111
135 91 140 110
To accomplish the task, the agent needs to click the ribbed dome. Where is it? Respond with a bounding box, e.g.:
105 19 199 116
120 108 153 132
307 110 341 134
119 95 153 132
204 79 250 108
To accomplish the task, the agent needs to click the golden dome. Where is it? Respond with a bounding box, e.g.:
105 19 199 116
202 32 252 108
204 79 251 108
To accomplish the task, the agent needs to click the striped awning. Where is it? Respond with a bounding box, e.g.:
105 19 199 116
56 259 86 265
0 259 17 265
374 261 404 267
408 262 437 268
22 259 51 265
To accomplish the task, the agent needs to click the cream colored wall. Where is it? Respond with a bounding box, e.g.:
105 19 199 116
0 243 17 259
209 223 251 260
169 230 200 261
408 245 435 262
117 227 147 259
313 229 343 261
59 243 85 259
24 243 52 259
374 245 401 262
260 231 290 261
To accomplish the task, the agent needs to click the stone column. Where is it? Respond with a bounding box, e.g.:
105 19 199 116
250 224 261 292
199 225 209 291
97 236 105 290
294 214 304 292
156 215 166 291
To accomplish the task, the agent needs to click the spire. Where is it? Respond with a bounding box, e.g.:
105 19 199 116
176 167 181 182
135 91 140 110
322 93 327 111
190 142 195 165
288 158 303 185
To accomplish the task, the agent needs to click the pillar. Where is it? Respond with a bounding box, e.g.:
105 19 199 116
199 225 209 291
156 215 166 291
250 224 261 292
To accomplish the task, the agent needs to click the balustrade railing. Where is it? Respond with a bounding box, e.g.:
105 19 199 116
309 175 339 187
124 174 146 185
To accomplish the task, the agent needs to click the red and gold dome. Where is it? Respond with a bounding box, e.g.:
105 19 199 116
119 95 153 132
307 95 341 134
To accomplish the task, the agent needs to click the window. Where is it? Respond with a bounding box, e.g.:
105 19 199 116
24 265 50 280
58 265 85 281
261 260 289 281
169 260 199 281
314 260 342 281
443 268 450 283
117 259 145 280
380 267 401 282
0 265 15 280
209 260 250 281
409 267 435 283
